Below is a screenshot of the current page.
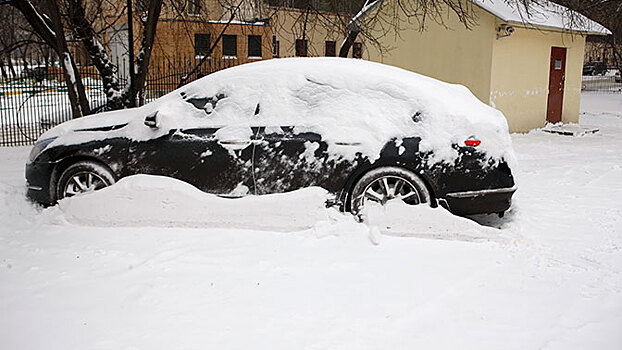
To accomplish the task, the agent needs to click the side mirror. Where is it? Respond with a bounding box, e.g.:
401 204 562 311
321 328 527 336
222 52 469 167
144 111 159 128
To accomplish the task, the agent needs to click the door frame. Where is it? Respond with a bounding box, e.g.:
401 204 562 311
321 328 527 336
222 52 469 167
546 46 567 124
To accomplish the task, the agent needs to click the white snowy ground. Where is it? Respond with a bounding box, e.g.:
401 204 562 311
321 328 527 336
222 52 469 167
1 93 621 350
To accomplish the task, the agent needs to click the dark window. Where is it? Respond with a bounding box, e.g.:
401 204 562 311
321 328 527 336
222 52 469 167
248 35 262 58
194 33 210 56
223 35 237 57
295 39 308 57
266 0 360 14
352 42 362 59
291 0 317 9
272 35 280 57
325 41 336 57
188 0 201 15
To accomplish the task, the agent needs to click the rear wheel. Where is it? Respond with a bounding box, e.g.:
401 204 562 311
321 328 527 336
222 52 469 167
56 161 116 200
350 166 430 214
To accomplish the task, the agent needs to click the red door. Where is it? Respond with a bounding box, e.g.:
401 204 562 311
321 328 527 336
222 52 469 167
546 47 567 124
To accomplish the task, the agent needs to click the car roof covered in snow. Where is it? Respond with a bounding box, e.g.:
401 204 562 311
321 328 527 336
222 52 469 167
473 0 610 35
42 58 514 166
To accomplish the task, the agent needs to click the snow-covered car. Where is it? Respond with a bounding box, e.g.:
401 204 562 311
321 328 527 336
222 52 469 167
615 70 621 83
26 58 516 216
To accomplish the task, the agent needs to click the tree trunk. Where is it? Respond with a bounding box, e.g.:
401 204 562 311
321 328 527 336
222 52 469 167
0 57 8 80
339 30 359 58
66 0 125 110
132 0 163 106
7 56 17 77
46 0 90 117
60 51 91 117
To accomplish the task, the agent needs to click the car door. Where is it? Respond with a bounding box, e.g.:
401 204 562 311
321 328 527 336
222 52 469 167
126 126 255 196
125 92 256 196
252 124 360 195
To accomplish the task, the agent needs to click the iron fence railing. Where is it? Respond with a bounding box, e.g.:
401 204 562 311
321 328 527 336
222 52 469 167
0 55 240 147
581 70 622 93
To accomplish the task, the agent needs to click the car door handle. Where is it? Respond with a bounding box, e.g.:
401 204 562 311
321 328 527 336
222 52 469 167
218 140 250 145
335 142 362 146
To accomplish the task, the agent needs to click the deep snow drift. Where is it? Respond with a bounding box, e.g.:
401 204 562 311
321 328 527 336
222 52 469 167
43 174 503 242
1 92 621 350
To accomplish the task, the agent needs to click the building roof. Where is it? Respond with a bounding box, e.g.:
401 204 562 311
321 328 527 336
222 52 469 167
473 0 610 35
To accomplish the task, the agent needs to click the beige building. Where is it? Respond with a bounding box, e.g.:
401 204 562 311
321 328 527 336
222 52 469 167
366 0 609 132
102 0 608 132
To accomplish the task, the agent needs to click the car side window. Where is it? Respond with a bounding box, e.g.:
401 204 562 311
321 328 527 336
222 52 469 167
180 91 226 115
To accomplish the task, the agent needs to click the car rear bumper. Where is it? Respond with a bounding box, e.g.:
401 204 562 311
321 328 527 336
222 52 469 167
442 186 516 215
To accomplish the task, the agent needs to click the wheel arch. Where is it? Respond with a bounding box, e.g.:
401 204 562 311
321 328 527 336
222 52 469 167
339 162 439 212
49 155 118 202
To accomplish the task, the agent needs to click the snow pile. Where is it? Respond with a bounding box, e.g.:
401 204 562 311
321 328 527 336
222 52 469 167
0 183 40 231
41 58 514 166
49 175 332 232
44 174 501 243
362 200 504 243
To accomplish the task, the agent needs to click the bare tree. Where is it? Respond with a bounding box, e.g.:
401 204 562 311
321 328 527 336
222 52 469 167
64 0 163 109
543 0 622 70
5 0 92 117
265 0 479 58
266 0 620 59
3 0 164 116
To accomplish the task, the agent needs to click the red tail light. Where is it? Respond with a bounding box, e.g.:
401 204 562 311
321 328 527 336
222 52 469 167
464 136 481 147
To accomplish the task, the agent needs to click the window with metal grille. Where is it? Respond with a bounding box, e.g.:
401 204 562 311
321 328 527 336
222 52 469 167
325 41 336 57
194 33 210 56
295 39 308 57
352 42 362 59
223 35 237 57
188 0 201 15
248 35 262 58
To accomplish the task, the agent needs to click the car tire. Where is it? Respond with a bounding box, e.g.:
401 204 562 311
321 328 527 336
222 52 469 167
349 166 431 215
56 160 116 200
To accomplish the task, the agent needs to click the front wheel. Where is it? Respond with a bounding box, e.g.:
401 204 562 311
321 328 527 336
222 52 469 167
56 160 116 200
349 166 431 214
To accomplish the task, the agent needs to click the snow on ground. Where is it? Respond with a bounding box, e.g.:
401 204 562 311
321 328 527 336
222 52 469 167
1 93 621 349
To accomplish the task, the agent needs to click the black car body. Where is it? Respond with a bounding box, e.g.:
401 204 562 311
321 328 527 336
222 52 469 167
583 61 607 76
26 58 516 216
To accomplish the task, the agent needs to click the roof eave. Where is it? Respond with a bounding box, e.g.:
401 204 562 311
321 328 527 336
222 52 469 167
473 1 611 36
504 20 611 36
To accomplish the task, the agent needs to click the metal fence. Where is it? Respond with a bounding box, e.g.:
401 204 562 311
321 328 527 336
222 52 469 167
581 70 622 93
0 55 240 147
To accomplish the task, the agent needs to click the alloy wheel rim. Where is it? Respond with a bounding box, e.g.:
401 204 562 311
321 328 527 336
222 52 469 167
362 175 421 205
62 171 108 198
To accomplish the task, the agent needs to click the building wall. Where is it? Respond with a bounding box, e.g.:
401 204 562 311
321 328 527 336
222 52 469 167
366 4 497 104
270 9 351 58
490 25 586 132
151 20 273 64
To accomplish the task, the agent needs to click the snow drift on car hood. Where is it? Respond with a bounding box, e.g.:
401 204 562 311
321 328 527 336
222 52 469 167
41 57 515 167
